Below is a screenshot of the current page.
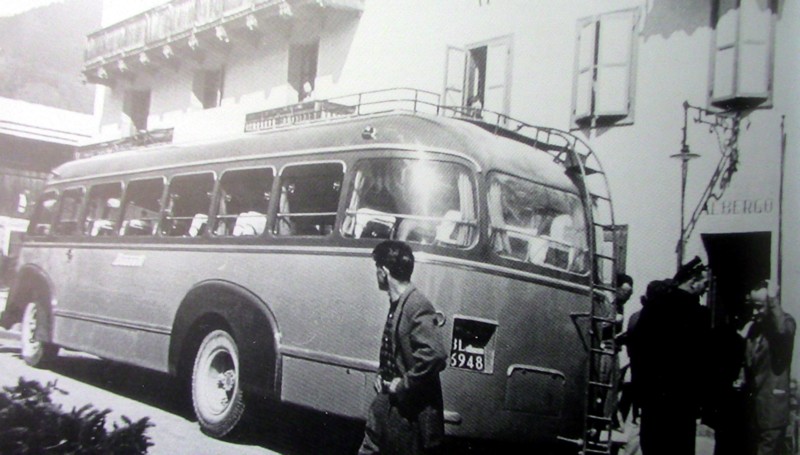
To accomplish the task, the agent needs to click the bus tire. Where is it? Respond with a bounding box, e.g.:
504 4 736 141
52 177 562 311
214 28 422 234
191 329 245 438
20 301 59 367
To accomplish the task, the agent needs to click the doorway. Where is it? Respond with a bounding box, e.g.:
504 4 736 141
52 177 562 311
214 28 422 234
702 231 771 327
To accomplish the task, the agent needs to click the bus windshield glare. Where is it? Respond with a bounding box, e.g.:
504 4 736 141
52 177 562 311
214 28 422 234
342 157 477 247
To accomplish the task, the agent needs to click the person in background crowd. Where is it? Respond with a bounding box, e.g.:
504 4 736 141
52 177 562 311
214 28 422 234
627 256 712 455
618 279 670 426
608 273 633 429
744 280 796 455
359 240 448 455
706 300 748 455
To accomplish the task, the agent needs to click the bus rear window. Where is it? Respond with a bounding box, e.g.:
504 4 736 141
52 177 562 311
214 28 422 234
342 158 477 248
488 172 588 273
121 178 164 236
29 191 58 237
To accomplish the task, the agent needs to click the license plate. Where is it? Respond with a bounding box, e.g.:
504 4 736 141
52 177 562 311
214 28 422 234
450 350 485 372
450 337 486 372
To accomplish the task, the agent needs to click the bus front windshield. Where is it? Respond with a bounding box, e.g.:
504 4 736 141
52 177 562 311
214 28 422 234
488 172 589 274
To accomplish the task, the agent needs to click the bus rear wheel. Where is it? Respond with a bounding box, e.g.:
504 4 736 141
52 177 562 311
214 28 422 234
20 301 59 367
191 329 245 438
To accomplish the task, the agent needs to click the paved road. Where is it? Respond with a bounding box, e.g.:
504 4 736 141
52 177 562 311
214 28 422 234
0 329 365 455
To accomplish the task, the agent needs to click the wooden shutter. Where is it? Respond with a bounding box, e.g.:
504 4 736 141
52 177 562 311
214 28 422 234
484 41 509 115
595 10 635 117
737 0 772 97
573 19 596 122
712 0 739 101
444 46 467 107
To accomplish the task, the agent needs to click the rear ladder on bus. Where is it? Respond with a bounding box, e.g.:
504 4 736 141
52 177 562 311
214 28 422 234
513 125 622 455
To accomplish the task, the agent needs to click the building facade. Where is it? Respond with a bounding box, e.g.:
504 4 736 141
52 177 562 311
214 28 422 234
0 97 93 283
81 0 799 376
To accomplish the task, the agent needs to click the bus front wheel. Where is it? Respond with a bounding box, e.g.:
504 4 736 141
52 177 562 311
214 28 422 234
20 301 59 367
191 329 245 438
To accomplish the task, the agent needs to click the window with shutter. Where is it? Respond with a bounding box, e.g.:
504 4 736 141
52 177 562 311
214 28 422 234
710 0 775 109
571 9 638 128
442 36 512 118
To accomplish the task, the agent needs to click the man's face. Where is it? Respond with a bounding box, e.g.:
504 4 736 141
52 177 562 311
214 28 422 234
748 288 769 322
617 283 633 304
375 265 389 291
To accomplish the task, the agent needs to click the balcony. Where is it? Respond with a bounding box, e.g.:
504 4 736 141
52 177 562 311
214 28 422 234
82 0 364 85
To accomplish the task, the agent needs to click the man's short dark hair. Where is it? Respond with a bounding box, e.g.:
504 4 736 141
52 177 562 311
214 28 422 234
617 273 633 287
372 240 414 282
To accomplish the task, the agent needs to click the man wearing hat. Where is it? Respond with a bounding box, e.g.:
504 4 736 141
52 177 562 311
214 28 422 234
626 257 712 455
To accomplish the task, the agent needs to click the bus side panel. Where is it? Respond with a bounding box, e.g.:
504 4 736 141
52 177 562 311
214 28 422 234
413 258 590 443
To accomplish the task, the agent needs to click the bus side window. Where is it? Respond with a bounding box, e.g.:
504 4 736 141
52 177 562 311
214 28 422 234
343 158 477 248
488 172 589 274
120 178 165 236
84 182 123 236
214 167 274 237
274 162 343 237
28 191 59 237
53 188 85 236
162 173 215 237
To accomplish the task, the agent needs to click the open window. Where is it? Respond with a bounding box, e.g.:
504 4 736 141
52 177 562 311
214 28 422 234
572 9 638 128
213 167 274 237
288 40 319 102
710 0 775 109
53 188 85 236
28 190 59 237
444 37 510 118
120 178 164 236
275 162 342 237
84 182 123 236
193 68 224 109
123 90 151 133
488 172 589 273
342 158 478 248
163 173 216 237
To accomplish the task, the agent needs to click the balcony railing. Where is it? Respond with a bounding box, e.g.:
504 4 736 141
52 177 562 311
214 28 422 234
84 0 364 77
86 0 274 63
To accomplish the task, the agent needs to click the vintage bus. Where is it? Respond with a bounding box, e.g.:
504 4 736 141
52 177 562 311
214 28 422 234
1 90 622 453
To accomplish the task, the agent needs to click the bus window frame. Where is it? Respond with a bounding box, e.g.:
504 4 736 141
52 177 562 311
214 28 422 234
340 155 481 250
486 170 591 279
83 180 125 238
212 165 276 239
53 186 87 237
162 170 218 238
28 189 60 237
274 160 346 238
119 176 168 238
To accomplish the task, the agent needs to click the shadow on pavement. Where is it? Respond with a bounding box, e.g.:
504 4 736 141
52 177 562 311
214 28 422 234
44 351 365 454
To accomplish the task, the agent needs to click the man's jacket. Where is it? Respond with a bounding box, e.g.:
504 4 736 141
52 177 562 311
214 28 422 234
390 284 448 448
745 300 796 430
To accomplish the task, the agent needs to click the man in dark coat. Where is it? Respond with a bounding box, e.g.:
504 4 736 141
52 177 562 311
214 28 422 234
359 240 448 455
627 256 712 455
744 281 796 455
